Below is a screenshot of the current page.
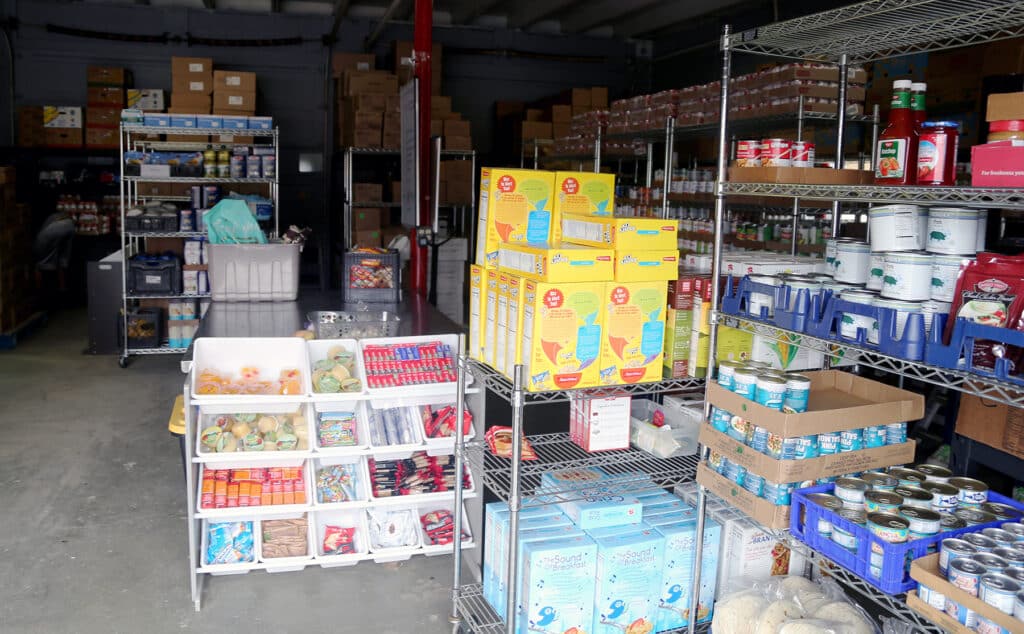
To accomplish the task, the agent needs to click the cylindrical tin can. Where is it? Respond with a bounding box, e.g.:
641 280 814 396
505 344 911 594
939 513 967 532
894 485 934 509
718 359 741 390
832 507 866 551
885 422 908 445
983 528 1019 549
868 512 909 577
957 508 998 527
863 425 888 449
791 141 815 167
917 584 947 611
761 138 792 167
922 481 960 511
862 472 899 491
755 375 788 411
864 490 903 514
916 463 953 483
950 476 990 507
732 367 758 398
839 428 864 452
835 240 871 284
890 468 928 487
838 289 877 341
807 492 843 537
940 538 978 576
792 435 819 459
980 573 1020 614
930 254 972 302
835 477 870 508
735 140 761 167
992 547 1024 569
928 207 981 255
710 407 731 433
742 472 765 497
964 533 999 552
949 557 987 596
762 481 795 505
818 431 841 456
869 205 925 252
726 414 751 444
982 503 1022 522
973 553 1009 574
1002 522 1024 541
782 373 811 414
881 251 934 301
899 505 942 539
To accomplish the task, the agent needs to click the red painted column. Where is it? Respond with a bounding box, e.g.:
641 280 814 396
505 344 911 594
409 0 433 297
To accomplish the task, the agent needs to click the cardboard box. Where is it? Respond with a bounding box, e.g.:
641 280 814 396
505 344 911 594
521 279 605 390
343 128 381 148
213 91 256 113
469 264 484 360
86 86 123 107
385 95 400 111
431 95 452 118
519 537 597 634
344 70 398 96
383 111 400 132
504 275 527 376
172 56 212 77
43 107 82 129
44 127 83 147
444 178 474 205
956 393 1024 460
351 207 384 231
444 136 471 151
352 183 383 203
599 281 668 384
706 371 924 437
85 127 118 148
909 554 1023 633
550 104 572 123
172 75 211 96
986 91 1024 121
171 92 212 112
332 52 376 77
352 229 382 247
444 119 470 137
699 426 916 483
126 89 165 111
214 70 256 93
493 272 513 374
429 119 443 136
87 66 127 86
381 129 400 149
86 107 120 128
591 86 609 109
728 166 872 185
18 106 44 147
568 88 591 107
521 121 553 140
498 242 613 283
482 270 500 366
524 108 544 122
572 105 593 117
347 93 387 112
552 122 571 139
697 463 791 529
344 109 383 132
562 214 676 250
972 140 1024 187
476 168 556 265
772 65 868 84
613 249 679 282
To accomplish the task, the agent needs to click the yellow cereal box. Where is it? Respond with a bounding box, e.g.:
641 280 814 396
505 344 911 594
553 172 616 223
498 242 614 283
521 280 604 391
477 168 555 268
504 274 527 377
561 213 678 250
483 270 500 367
614 249 680 282
495 272 512 374
473 168 492 266
469 264 484 360
599 281 668 384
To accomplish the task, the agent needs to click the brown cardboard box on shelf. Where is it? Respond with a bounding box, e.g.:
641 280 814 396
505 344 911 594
343 128 381 148
909 554 1022 633
443 119 470 137
172 75 212 97
44 128 83 147
431 96 452 118
521 121 553 140
332 52 376 77
550 104 572 123
591 87 608 109
982 38 1024 75
773 65 868 84
171 92 212 112
567 88 591 108
444 136 472 151
552 122 571 139
385 95 400 111
348 93 387 112
697 463 791 529
496 101 525 120
213 91 256 114
445 179 474 205
213 70 256 93
87 66 128 86
706 372 923 438
524 108 544 122
86 127 118 148
956 394 1024 461
170 103 212 116
430 120 443 136
442 111 462 121
390 181 401 202
136 182 172 198
345 109 384 132
86 107 121 128
382 129 401 149
172 56 213 79
699 426 916 483
986 91 1024 121
344 70 398 96
572 105 593 117
352 229 382 247
352 207 384 230
87 86 124 107
353 183 383 203
383 111 401 132
440 160 473 184
727 166 872 185
17 107 44 147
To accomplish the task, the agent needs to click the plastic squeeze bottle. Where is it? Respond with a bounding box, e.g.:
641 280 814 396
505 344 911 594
875 79 919 186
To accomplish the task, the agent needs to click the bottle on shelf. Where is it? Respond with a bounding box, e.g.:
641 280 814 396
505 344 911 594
911 82 927 130
874 79 919 186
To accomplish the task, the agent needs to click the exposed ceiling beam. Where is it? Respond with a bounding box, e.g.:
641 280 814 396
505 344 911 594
202 0 215 9
558 0 659 33
326 0 351 45
613 0 747 37
507 0 585 29
451 0 504 25
364 0 405 51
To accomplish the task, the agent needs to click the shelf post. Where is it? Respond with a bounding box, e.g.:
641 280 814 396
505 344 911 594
792 96 804 256
344 147 354 250
831 53 849 239
645 142 654 189
449 335 469 624
505 364 526 634
594 121 602 173
690 23 733 634
869 103 881 175
661 117 675 219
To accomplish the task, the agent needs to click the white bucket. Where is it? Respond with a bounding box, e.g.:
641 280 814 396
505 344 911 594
867 252 886 290
825 239 840 269
930 254 972 302
921 299 952 337
834 241 871 284
779 275 821 313
976 211 987 252
748 274 780 318
869 205 925 252
882 251 933 301
870 298 922 344
838 289 876 341
927 207 979 255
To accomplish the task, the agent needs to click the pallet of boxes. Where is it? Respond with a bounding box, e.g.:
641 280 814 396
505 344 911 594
85 66 130 148
169 56 258 144
334 53 398 149
0 167 40 337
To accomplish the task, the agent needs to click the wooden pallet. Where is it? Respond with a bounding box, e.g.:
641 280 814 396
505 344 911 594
0 311 47 350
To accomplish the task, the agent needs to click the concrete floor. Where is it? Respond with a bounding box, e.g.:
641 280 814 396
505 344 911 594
0 310 464 633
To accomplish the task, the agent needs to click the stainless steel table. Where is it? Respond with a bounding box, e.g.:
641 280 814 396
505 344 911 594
180 291 463 373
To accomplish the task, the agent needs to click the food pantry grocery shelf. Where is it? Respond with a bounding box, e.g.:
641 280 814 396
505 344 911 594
124 176 275 184
127 292 210 300
126 231 206 238
467 433 701 504
725 0 1024 63
467 359 705 405
605 110 877 144
722 182 1024 209
719 314 1024 408
127 346 189 355
124 125 277 137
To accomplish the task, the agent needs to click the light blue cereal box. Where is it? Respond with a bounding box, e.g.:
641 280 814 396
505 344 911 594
592 527 665 634
653 516 721 631
484 503 565 611
520 535 598 634
492 517 576 619
560 494 643 529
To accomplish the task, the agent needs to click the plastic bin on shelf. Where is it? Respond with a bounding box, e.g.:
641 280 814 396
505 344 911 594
190 337 311 405
124 307 163 348
925 314 1024 387
314 508 371 568
311 455 371 509
367 454 475 505
419 400 477 456
415 500 475 556
307 310 401 339
256 512 316 573
207 243 300 302
359 334 465 401
307 338 368 401
365 506 423 563
629 397 700 459
312 401 372 455
203 302 303 339
198 517 260 576
364 404 426 459
790 483 1024 594
195 459 312 518
804 293 928 361
193 402 313 462
342 249 401 303
127 254 181 295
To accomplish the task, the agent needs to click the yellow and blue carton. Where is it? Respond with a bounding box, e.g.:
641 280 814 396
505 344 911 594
600 281 668 385
562 214 678 250
553 171 616 219
475 168 556 269
499 241 614 283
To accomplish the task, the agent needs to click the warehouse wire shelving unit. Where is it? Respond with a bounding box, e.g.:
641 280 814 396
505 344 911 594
117 124 279 367
690 2 1024 634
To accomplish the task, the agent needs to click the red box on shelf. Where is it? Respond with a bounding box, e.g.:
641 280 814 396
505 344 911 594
971 140 1024 187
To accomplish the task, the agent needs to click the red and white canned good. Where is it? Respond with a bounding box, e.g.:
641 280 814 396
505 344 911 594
735 139 761 167
792 141 816 167
761 138 792 167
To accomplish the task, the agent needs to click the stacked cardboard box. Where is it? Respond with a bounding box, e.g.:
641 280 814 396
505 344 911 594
17 106 44 147
168 56 213 142
495 86 608 160
439 159 473 205
43 106 84 148
429 95 472 151
336 65 399 148
351 182 384 247
0 167 38 332
85 66 127 148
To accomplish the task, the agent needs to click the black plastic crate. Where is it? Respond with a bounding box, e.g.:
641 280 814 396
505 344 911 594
124 307 163 349
342 249 401 303
127 254 181 295
125 215 144 231
159 214 179 231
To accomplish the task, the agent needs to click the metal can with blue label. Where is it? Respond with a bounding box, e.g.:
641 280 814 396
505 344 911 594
957 508 998 527
755 375 788 410
717 360 741 390
708 451 726 475
865 490 903 514
963 533 999 552
899 506 942 539
862 472 899 491
973 553 1009 574
922 481 960 512
765 432 798 460
980 573 1020 614
945 597 978 628
885 422 907 445
710 407 732 433
1015 589 1024 620
723 460 747 487
975 615 1011 634
867 512 909 578
949 558 987 597
894 485 934 509
889 467 927 487
918 584 947 611
762 481 795 505
818 431 841 456
863 424 887 448
782 373 811 413
940 513 967 532
732 367 758 398
807 492 842 537
982 503 1022 522
992 547 1024 569
726 415 751 443
832 508 866 552
792 435 819 460
839 428 864 452
835 477 870 509
950 476 990 507
1003 522 1024 542
742 473 765 497
917 463 953 483
940 538 978 576
983 528 1018 549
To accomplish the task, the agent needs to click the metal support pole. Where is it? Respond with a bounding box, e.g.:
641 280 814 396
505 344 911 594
645 142 654 188
505 364 526 634
661 117 675 219
409 0 433 297
344 147 354 249
689 23 732 634
449 335 469 624
792 96 804 256
831 53 849 240
594 122 602 173
869 103 881 174
533 141 539 170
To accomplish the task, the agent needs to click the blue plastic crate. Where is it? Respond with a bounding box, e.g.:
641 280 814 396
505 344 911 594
805 294 928 361
925 313 1024 387
720 275 815 332
790 483 1024 594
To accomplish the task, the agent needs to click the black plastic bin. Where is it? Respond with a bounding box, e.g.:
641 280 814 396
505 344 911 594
342 249 401 303
127 254 181 295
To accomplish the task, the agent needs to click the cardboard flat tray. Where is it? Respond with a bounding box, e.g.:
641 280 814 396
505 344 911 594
706 371 924 437
727 167 873 185
695 463 791 529
909 553 1023 633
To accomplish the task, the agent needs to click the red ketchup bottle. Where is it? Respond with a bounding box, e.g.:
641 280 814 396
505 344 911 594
875 80 919 186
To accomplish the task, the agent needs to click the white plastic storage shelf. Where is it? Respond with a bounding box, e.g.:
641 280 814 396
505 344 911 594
191 337 311 405
256 512 316 573
311 455 371 509
307 338 368 402
193 402 314 462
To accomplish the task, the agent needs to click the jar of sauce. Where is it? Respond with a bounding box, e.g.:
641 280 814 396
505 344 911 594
916 121 959 186
988 119 1024 142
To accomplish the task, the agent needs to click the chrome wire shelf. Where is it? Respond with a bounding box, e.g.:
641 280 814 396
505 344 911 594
726 0 1024 63
720 314 1024 408
126 231 206 238
131 141 269 151
126 346 189 355
125 292 210 300
814 559 942 634
136 195 192 202
124 126 277 137
722 181 1024 210
605 110 877 144
468 359 705 405
124 176 275 184
467 433 700 505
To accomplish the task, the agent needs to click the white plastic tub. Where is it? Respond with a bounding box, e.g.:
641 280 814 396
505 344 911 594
366 453 476 505
208 242 300 302
419 400 477 456
312 401 372 456
191 337 311 404
257 511 315 573
359 334 467 400
415 501 475 556
365 506 423 563
196 459 312 518
194 402 313 462
198 517 260 576
364 403 426 459
311 455 370 508
307 338 368 401
629 397 701 458
314 508 371 568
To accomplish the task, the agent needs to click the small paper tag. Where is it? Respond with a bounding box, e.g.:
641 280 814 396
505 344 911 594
188 63 204 72
229 96 243 105
189 81 203 91
227 76 240 86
